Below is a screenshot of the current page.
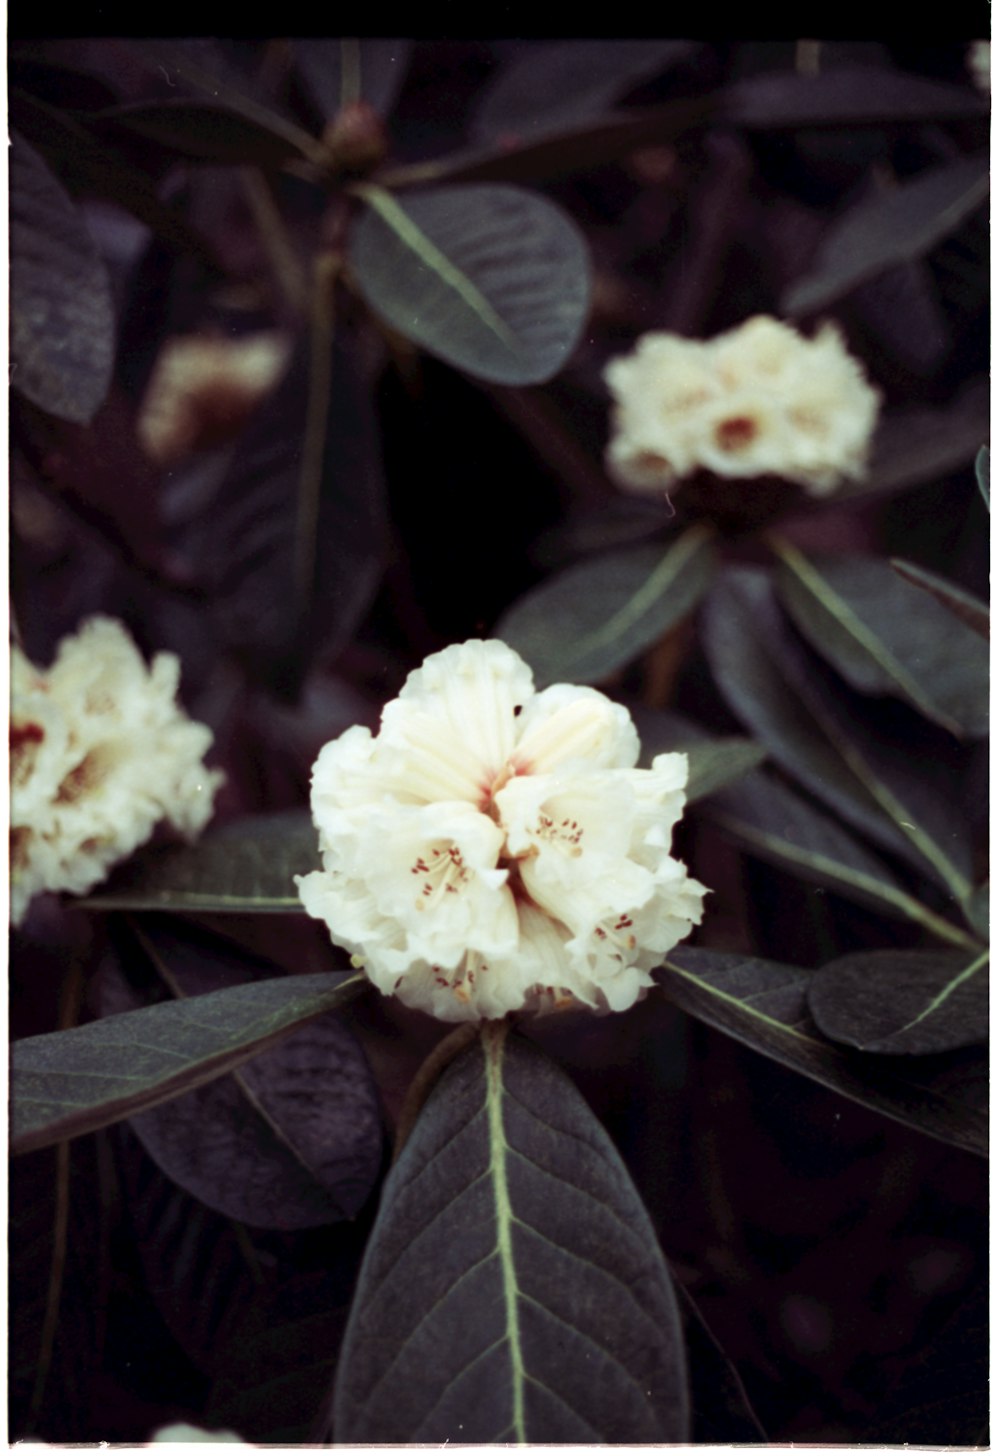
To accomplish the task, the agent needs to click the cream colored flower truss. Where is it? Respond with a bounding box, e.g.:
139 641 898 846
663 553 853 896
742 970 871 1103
297 640 707 1022
605 315 881 496
10 617 224 924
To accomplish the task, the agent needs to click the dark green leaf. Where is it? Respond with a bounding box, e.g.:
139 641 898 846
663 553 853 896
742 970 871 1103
294 38 412 122
703 769 979 950
193 325 387 680
109 39 328 168
10 132 115 424
79 811 318 914
784 154 988 314
774 540 989 736
862 1279 988 1445
704 569 975 898
975 445 989 510
349 182 591 385
12 971 366 1156
98 919 382 1228
808 948 988 1055
628 708 766 803
334 1024 689 1442
656 948 987 1157
11 90 217 266
724 66 987 129
962 882 990 940
97 99 322 167
839 382 990 504
889 558 989 641
703 570 919 867
497 524 718 687
472 40 697 142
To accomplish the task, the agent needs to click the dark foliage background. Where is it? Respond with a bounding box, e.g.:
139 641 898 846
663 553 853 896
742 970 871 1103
9 34 988 1445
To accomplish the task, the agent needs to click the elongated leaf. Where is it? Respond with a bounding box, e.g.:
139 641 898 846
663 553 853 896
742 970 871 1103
774 541 989 736
349 182 590 385
975 445 989 509
725 66 987 129
963 883 989 940
784 154 989 314
656 948 987 1157
383 68 984 193
890 558 989 641
112 39 328 167
840 382 990 504
99 920 382 1228
10 132 115 424
334 1024 689 1442
628 706 766 802
11 90 217 265
193 325 387 679
98 99 323 167
704 569 974 897
703 770 978 950
473 40 696 142
294 38 412 122
703 570 919 867
496 524 717 687
79 811 318 913
12 971 366 1155
808 948 989 1056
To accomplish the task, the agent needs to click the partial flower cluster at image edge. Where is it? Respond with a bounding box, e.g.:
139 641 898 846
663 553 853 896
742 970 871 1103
297 639 707 1021
9 617 224 925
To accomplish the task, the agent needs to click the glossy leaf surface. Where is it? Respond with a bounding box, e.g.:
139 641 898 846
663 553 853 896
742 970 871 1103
334 1025 689 1442
775 541 989 735
12 971 366 1155
350 183 590 385
98 920 382 1228
79 811 318 914
889 559 989 642
784 154 988 314
808 948 988 1055
497 524 717 687
657 948 987 1157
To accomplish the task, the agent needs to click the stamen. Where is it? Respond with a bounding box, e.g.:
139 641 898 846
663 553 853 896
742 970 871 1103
411 844 470 912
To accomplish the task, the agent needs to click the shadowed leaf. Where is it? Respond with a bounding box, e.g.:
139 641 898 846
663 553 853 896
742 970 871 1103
349 182 591 385
975 445 989 509
808 948 988 1055
10 132 115 424
97 99 322 167
629 708 766 803
784 154 988 314
890 558 989 641
703 770 978 950
12 971 366 1155
294 38 412 122
724 66 987 129
704 569 975 898
98 919 383 1228
193 324 387 681
774 541 989 736
334 1024 689 1442
79 811 318 914
656 948 987 1157
472 40 697 142
839 383 990 504
497 524 717 687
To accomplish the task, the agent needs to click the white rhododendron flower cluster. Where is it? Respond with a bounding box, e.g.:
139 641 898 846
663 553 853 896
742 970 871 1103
604 315 881 497
297 640 707 1022
9 617 224 925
